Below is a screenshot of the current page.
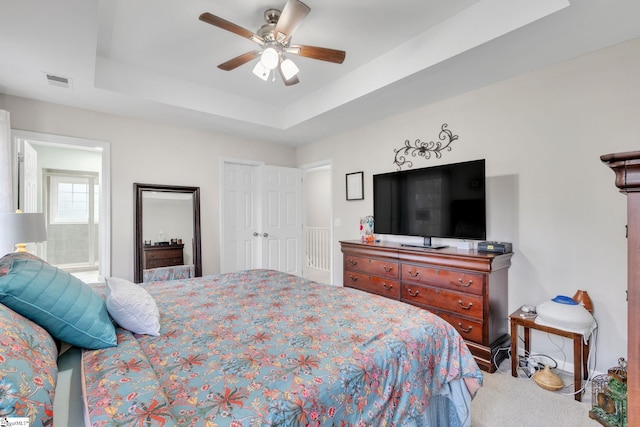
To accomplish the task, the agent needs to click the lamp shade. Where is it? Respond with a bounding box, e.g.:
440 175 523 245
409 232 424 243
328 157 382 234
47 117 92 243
252 61 270 81
280 58 299 81
260 47 279 70
0 212 47 250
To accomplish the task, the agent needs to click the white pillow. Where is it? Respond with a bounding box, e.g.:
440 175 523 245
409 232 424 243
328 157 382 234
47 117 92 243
105 277 160 336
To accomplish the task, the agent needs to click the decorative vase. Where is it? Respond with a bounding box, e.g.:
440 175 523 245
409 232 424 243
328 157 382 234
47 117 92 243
572 290 594 314
533 365 564 391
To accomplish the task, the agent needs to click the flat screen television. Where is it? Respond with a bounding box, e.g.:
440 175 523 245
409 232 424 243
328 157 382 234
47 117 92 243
373 159 486 245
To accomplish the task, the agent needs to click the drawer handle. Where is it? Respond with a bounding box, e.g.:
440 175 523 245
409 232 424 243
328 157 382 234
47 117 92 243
383 265 393 272
382 283 393 291
407 288 420 297
407 269 419 278
348 259 358 266
457 323 473 333
458 300 473 310
457 278 473 287
349 275 358 282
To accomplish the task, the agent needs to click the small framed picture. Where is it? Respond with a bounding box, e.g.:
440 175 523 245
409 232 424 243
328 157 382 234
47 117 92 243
346 171 364 201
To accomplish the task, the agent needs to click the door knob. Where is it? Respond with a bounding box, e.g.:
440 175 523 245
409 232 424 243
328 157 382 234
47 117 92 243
263 233 269 237
253 232 259 236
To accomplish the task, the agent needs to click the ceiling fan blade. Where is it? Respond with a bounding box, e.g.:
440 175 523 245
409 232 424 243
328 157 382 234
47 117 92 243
199 12 265 45
278 64 300 86
288 45 346 64
274 0 310 43
218 51 260 71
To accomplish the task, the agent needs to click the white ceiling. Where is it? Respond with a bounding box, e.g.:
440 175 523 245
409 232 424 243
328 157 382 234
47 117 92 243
1 0 639 146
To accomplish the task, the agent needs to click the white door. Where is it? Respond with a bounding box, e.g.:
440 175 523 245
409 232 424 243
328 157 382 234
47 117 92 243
221 163 303 275
18 140 38 213
261 166 303 275
221 163 260 273
18 140 40 255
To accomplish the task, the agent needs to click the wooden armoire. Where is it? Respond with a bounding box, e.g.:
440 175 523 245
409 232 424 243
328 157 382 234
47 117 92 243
601 151 640 426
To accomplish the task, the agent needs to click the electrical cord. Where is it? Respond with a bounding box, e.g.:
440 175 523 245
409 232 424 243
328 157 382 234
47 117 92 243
527 353 558 369
514 322 599 397
557 325 598 398
512 336 557 378
492 345 512 373
491 320 598 400
546 331 567 371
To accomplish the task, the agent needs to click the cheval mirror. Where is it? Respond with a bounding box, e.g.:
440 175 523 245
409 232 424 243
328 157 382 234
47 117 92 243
134 183 202 283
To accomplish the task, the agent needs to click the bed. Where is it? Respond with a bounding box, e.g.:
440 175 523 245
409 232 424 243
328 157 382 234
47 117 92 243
0 254 482 427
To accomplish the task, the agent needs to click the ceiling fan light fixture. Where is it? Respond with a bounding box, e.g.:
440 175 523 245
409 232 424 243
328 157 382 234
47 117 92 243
260 47 280 70
252 61 270 81
281 58 299 80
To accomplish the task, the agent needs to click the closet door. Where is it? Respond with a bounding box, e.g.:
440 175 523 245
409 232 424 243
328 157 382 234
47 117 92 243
221 163 260 273
221 163 302 275
261 165 303 275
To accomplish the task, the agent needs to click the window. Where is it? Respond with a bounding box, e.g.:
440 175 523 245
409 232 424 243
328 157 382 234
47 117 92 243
49 174 99 224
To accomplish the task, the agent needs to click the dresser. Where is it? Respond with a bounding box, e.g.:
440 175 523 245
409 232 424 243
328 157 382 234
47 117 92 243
143 244 184 270
341 240 512 372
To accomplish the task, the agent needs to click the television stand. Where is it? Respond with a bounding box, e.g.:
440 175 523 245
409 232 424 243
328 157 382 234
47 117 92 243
400 236 447 249
400 243 448 249
341 240 513 372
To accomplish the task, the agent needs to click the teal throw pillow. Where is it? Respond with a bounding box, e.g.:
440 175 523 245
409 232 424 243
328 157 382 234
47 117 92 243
0 259 117 349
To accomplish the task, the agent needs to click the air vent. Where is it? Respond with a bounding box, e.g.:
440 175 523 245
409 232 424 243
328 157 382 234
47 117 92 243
44 73 72 88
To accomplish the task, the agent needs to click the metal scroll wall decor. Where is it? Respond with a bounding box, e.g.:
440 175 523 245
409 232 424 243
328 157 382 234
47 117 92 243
393 123 459 170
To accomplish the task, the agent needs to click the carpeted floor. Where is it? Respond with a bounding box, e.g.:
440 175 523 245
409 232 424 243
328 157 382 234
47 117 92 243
471 361 602 426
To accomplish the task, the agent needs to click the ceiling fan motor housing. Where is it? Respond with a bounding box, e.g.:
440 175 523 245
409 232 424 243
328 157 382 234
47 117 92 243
264 8 281 24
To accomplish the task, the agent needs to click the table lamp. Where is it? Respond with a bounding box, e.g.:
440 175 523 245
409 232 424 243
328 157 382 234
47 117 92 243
0 211 47 252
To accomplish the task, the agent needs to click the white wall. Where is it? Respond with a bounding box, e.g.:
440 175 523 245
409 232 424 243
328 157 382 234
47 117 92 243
305 169 331 227
33 144 102 173
0 94 298 279
142 197 194 264
297 38 640 373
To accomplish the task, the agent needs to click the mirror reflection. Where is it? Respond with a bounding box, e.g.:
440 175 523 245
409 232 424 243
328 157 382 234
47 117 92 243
134 183 201 283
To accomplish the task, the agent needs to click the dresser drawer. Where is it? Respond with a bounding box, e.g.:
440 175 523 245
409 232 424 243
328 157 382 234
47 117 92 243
344 255 398 279
145 257 183 269
435 311 483 343
401 283 483 320
401 264 484 296
145 248 182 261
343 271 400 299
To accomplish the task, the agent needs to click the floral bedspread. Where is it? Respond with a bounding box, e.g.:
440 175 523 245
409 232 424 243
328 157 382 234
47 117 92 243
82 269 482 426
143 264 194 282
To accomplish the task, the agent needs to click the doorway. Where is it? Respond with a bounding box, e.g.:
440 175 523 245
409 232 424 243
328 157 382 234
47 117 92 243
220 160 303 276
42 169 100 270
301 161 332 285
11 130 111 282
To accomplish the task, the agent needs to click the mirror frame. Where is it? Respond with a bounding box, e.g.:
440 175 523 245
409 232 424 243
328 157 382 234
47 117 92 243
134 183 202 283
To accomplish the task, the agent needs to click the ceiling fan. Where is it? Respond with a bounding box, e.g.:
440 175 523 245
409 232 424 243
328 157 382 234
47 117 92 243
199 0 346 86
